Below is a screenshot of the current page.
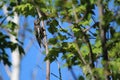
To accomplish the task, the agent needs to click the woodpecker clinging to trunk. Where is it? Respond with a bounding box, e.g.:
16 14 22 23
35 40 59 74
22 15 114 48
34 19 45 48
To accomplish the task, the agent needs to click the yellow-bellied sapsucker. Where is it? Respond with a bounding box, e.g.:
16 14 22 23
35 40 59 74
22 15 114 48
34 19 45 48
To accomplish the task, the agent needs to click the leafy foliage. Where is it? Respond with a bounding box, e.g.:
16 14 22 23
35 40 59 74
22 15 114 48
15 3 35 16
0 0 25 66
0 32 24 66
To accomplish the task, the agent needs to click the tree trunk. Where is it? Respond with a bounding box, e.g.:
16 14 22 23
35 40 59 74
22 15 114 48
97 0 110 80
10 12 20 80
3 5 20 80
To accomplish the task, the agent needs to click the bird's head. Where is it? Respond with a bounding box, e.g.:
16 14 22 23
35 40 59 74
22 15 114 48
34 19 40 25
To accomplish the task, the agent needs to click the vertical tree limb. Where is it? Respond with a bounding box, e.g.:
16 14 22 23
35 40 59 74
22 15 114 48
74 40 87 65
3 5 20 80
35 6 50 80
83 34 95 68
56 60 62 80
97 0 110 80
97 0 108 61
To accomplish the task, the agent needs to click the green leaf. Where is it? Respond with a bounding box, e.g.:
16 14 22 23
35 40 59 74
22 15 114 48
81 44 89 57
7 21 18 35
18 45 25 55
48 19 58 34
72 27 81 38
48 38 58 45
57 33 67 41
52 19 59 26
7 6 13 11
0 53 12 66
78 76 85 80
93 68 106 80
92 40 102 55
10 2 16 7
45 47 61 63
61 42 68 47
15 3 35 16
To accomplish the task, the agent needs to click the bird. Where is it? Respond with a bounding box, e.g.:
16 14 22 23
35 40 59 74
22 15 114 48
34 19 45 48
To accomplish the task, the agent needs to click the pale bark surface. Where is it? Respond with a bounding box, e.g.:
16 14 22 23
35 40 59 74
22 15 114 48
3 5 20 80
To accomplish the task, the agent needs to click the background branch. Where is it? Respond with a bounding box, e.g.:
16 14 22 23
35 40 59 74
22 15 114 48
0 16 7 26
97 0 110 80
72 3 95 80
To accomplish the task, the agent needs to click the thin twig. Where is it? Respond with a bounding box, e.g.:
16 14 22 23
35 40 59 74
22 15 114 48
56 59 62 80
69 67 77 80
51 73 60 79
59 25 74 37
0 16 7 26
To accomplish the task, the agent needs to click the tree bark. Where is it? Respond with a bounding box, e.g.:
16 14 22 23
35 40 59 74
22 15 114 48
3 5 20 80
97 0 108 61
97 0 110 80
10 12 20 80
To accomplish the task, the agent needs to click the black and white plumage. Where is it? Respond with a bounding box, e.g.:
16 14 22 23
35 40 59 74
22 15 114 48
34 19 45 48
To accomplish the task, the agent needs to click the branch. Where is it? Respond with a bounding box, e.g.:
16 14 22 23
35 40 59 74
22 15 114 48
74 40 87 65
56 60 62 80
0 16 7 26
72 3 95 80
37 10 50 80
83 22 99 32
51 73 60 79
33 1 50 80
97 0 108 61
97 0 110 80
50 60 62 80
58 25 74 37
83 34 95 68
69 67 77 80
79 25 95 67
